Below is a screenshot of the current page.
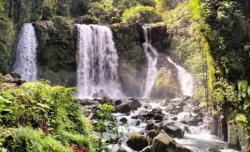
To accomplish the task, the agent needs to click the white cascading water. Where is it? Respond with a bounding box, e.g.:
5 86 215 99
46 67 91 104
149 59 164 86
12 23 38 81
76 24 123 99
166 57 194 97
143 25 159 98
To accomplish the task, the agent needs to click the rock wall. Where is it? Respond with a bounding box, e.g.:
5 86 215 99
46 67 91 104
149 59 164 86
34 17 76 86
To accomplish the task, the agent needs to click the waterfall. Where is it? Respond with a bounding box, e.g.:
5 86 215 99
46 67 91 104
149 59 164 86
166 57 194 97
76 24 123 99
12 23 38 81
143 25 159 98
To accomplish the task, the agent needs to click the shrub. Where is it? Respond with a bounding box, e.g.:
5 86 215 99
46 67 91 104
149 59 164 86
121 5 162 24
51 16 74 31
2 127 72 152
88 2 116 23
0 82 96 152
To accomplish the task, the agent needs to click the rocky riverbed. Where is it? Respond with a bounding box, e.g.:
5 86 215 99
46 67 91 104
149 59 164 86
81 97 239 152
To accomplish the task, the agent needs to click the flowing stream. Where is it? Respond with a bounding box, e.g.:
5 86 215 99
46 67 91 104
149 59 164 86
143 25 159 98
76 24 123 99
12 23 38 81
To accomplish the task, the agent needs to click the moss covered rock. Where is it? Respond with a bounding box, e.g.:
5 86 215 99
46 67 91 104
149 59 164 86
0 16 15 74
151 56 181 99
127 132 149 151
34 17 76 85
149 22 170 54
111 23 146 96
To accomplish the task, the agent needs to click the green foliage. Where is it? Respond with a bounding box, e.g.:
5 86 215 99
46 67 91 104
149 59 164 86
0 0 3 12
95 104 116 134
55 0 71 16
95 103 117 151
213 78 238 105
0 82 95 152
155 0 166 12
88 2 117 23
54 131 95 152
122 5 162 23
235 114 248 125
0 16 15 74
3 127 72 152
112 0 138 9
52 16 74 31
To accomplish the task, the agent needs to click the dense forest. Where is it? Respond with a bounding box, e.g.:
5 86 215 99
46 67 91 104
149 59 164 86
0 0 250 152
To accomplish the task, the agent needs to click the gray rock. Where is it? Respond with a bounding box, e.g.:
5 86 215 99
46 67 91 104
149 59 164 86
120 117 128 124
116 99 142 113
151 133 191 152
162 124 184 138
127 132 149 151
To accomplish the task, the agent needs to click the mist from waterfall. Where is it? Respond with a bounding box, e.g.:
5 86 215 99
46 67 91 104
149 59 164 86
143 25 159 98
166 57 194 97
12 23 38 81
76 24 123 99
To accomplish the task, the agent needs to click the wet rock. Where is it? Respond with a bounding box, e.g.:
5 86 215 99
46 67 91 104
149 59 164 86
98 98 113 104
127 132 149 151
114 100 122 106
116 99 142 113
184 126 191 134
79 99 99 106
139 108 164 122
164 103 176 113
146 121 159 131
136 120 141 126
3 73 25 85
146 130 160 144
3 74 15 83
120 117 128 124
144 104 152 109
162 124 184 138
171 116 178 121
132 115 139 119
178 112 203 126
151 133 191 152
10 73 21 80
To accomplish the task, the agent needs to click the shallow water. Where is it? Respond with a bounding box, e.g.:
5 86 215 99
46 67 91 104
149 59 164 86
111 99 239 152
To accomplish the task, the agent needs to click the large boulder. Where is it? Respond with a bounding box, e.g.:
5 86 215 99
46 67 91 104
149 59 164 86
151 133 191 152
116 99 142 113
161 124 184 138
151 59 181 99
127 132 149 151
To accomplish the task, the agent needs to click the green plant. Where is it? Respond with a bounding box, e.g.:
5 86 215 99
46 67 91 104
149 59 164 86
2 127 72 152
121 5 162 23
96 104 117 136
0 82 96 152
88 2 116 23
95 103 118 151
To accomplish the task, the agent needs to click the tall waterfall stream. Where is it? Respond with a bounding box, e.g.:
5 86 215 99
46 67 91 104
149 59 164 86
143 25 159 98
76 24 123 99
12 23 38 81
